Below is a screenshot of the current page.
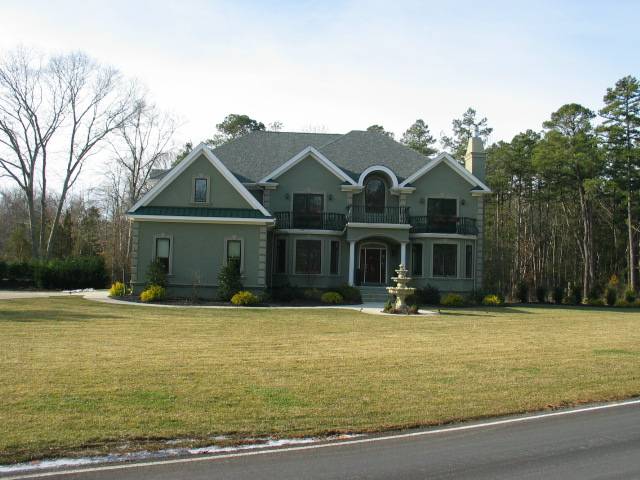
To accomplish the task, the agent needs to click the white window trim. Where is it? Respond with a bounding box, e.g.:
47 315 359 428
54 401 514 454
329 239 341 276
153 234 174 276
430 240 459 279
192 174 211 204
410 241 424 278
293 238 323 276
224 236 245 273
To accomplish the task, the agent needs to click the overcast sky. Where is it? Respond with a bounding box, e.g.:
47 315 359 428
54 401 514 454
1 0 639 189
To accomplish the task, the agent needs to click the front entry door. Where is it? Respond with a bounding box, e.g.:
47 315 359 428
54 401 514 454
360 247 387 284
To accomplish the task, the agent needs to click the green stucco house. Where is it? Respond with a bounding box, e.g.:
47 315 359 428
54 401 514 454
128 130 490 300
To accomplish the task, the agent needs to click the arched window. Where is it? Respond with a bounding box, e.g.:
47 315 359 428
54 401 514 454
364 176 386 213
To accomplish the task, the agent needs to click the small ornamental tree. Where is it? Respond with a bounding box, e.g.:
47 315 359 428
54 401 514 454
218 258 242 301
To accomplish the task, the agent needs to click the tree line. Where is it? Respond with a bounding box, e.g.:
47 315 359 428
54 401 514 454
1 47 638 299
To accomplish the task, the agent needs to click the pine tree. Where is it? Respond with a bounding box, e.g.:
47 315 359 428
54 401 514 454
400 119 436 156
599 76 640 291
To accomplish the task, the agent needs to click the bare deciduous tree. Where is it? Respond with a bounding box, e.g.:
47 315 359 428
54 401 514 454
0 47 66 258
45 52 135 257
0 48 136 259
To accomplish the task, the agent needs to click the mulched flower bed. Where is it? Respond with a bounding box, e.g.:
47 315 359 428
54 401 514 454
112 295 360 307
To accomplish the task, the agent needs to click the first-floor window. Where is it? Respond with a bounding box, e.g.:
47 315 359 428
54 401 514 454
433 243 457 277
465 245 474 279
411 243 423 276
275 238 287 273
330 240 340 275
295 239 322 274
155 237 171 274
226 239 242 270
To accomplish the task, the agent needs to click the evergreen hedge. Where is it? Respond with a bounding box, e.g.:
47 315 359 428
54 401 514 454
0 256 107 290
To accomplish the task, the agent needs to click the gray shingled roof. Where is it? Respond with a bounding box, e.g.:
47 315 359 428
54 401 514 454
210 130 435 183
318 130 433 182
211 131 342 182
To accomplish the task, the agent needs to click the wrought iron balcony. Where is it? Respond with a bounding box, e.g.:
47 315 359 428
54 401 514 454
347 205 411 224
409 215 478 235
274 211 347 230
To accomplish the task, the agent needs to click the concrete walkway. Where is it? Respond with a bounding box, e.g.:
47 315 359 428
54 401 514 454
0 289 438 316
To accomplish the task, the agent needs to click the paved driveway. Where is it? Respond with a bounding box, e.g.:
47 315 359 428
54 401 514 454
0 290 99 300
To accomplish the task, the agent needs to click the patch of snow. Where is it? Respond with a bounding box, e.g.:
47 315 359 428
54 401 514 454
0 434 361 474
187 437 318 454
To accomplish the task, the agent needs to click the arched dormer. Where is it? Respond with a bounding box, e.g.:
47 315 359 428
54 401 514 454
357 166 398 213
357 165 399 188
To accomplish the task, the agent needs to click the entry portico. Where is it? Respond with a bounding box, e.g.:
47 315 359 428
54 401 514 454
346 224 410 286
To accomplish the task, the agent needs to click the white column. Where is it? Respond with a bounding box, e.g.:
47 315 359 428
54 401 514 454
348 240 356 286
400 242 408 267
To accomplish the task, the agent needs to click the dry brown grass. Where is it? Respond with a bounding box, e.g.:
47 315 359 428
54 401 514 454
1 297 640 463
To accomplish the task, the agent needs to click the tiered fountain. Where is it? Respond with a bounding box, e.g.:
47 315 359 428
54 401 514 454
386 264 416 313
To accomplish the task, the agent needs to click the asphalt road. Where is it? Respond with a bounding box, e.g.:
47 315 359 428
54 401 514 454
8 400 640 480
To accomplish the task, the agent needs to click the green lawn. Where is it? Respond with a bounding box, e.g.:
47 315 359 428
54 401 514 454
1 297 640 463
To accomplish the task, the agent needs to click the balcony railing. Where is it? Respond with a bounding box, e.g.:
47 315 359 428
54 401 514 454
274 211 347 230
410 215 478 235
347 205 410 224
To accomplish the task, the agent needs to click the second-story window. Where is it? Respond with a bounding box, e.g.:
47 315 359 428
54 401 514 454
427 198 457 233
193 177 208 203
364 177 386 213
292 193 323 229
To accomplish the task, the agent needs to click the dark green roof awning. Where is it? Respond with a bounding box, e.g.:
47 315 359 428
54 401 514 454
130 206 271 219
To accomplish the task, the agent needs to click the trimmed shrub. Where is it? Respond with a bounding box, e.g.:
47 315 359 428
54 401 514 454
321 291 344 304
535 285 547 303
0 260 7 280
441 293 465 307
36 256 107 289
552 286 564 304
218 259 242 301
624 288 636 303
231 290 259 306
417 284 441 305
109 281 127 297
586 298 605 306
303 288 323 301
516 281 529 303
615 299 632 308
1 257 106 289
140 284 166 303
482 294 503 306
335 284 362 303
605 287 617 306
7 261 33 281
146 258 168 288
